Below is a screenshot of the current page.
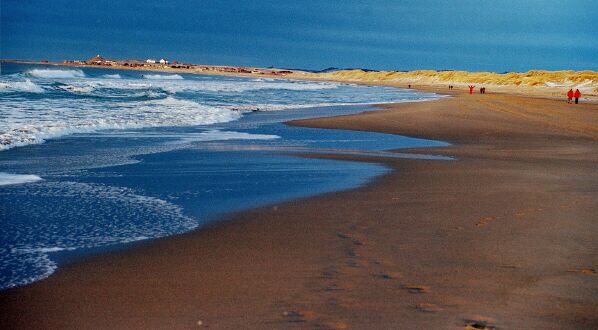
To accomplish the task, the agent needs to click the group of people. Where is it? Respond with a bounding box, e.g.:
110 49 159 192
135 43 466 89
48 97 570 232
567 89 582 104
467 85 486 94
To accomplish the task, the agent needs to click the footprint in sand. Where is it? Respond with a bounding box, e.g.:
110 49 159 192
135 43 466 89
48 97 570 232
416 303 443 313
281 310 348 329
567 268 597 276
463 316 497 330
372 271 402 280
403 285 430 294
475 216 496 227
336 232 363 246
315 320 349 329
281 310 318 323
320 267 340 280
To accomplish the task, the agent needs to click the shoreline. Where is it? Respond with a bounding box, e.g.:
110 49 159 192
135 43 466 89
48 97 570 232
1 90 597 328
3 60 597 103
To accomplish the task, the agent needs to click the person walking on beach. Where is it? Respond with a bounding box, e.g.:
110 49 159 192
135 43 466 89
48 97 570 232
468 85 475 94
574 89 581 104
567 89 574 103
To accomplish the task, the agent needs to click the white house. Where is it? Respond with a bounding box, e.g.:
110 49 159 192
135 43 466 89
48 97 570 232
159 59 169 64
146 59 156 64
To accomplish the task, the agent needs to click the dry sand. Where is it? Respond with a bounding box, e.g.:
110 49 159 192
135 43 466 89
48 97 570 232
1 91 597 329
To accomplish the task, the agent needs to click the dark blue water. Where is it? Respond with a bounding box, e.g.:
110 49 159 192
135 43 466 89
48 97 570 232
3 1 596 71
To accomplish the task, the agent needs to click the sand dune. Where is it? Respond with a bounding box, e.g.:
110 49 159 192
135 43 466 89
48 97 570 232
299 69 598 94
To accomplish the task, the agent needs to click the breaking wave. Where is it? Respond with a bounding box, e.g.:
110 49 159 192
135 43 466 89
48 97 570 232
0 97 240 151
0 79 45 93
0 173 43 186
26 69 86 79
1 65 442 153
143 74 184 80
102 74 122 79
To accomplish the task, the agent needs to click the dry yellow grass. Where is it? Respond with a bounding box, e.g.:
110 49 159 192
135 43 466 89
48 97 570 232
301 69 598 93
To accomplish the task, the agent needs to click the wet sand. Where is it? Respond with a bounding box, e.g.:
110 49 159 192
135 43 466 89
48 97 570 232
1 92 597 329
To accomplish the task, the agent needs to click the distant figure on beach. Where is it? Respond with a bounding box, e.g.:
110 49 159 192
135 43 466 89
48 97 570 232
567 89 574 103
480 87 486 94
574 89 581 104
468 85 475 94
408 84 411 88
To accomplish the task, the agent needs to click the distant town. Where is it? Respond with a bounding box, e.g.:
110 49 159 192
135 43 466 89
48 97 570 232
4 54 297 77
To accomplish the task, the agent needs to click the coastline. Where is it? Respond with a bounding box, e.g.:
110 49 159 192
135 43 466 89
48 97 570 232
3 60 597 103
1 90 597 328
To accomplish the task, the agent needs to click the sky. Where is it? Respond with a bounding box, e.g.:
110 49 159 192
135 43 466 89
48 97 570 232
2 0 597 72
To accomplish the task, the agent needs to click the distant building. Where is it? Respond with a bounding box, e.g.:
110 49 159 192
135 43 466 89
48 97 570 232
87 54 106 65
159 59 169 64
146 59 156 64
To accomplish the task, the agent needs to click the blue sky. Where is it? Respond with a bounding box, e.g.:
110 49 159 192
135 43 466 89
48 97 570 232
2 0 597 71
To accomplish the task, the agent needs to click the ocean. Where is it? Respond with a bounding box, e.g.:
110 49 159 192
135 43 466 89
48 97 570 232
0 63 447 289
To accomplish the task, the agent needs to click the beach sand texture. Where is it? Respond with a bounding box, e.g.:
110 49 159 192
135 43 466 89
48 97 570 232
1 91 597 329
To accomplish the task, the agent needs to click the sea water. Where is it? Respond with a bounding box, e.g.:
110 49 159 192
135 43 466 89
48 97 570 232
0 63 447 289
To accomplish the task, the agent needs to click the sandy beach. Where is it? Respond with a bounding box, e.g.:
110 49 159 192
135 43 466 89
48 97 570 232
1 89 597 329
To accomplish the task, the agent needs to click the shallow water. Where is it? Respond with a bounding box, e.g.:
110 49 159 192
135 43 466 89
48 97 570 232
0 64 449 289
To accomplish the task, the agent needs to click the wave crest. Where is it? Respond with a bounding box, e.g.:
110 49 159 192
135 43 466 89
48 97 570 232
0 173 43 186
0 79 45 93
0 96 240 151
143 74 184 80
26 69 86 79
102 74 122 79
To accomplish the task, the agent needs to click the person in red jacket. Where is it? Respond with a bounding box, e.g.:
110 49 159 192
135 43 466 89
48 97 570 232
567 89 574 103
468 85 475 94
574 89 581 104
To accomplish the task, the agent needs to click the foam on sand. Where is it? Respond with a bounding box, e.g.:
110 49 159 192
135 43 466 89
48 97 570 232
26 69 86 79
0 173 43 186
0 181 198 289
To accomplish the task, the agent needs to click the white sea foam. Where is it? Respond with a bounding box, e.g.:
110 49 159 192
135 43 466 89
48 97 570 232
160 80 339 93
143 74 184 80
0 173 43 186
0 68 442 152
174 130 279 144
227 97 444 112
0 96 240 151
26 69 86 79
102 74 122 79
56 84 95 93
0 79 45 93
0 181 198 289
